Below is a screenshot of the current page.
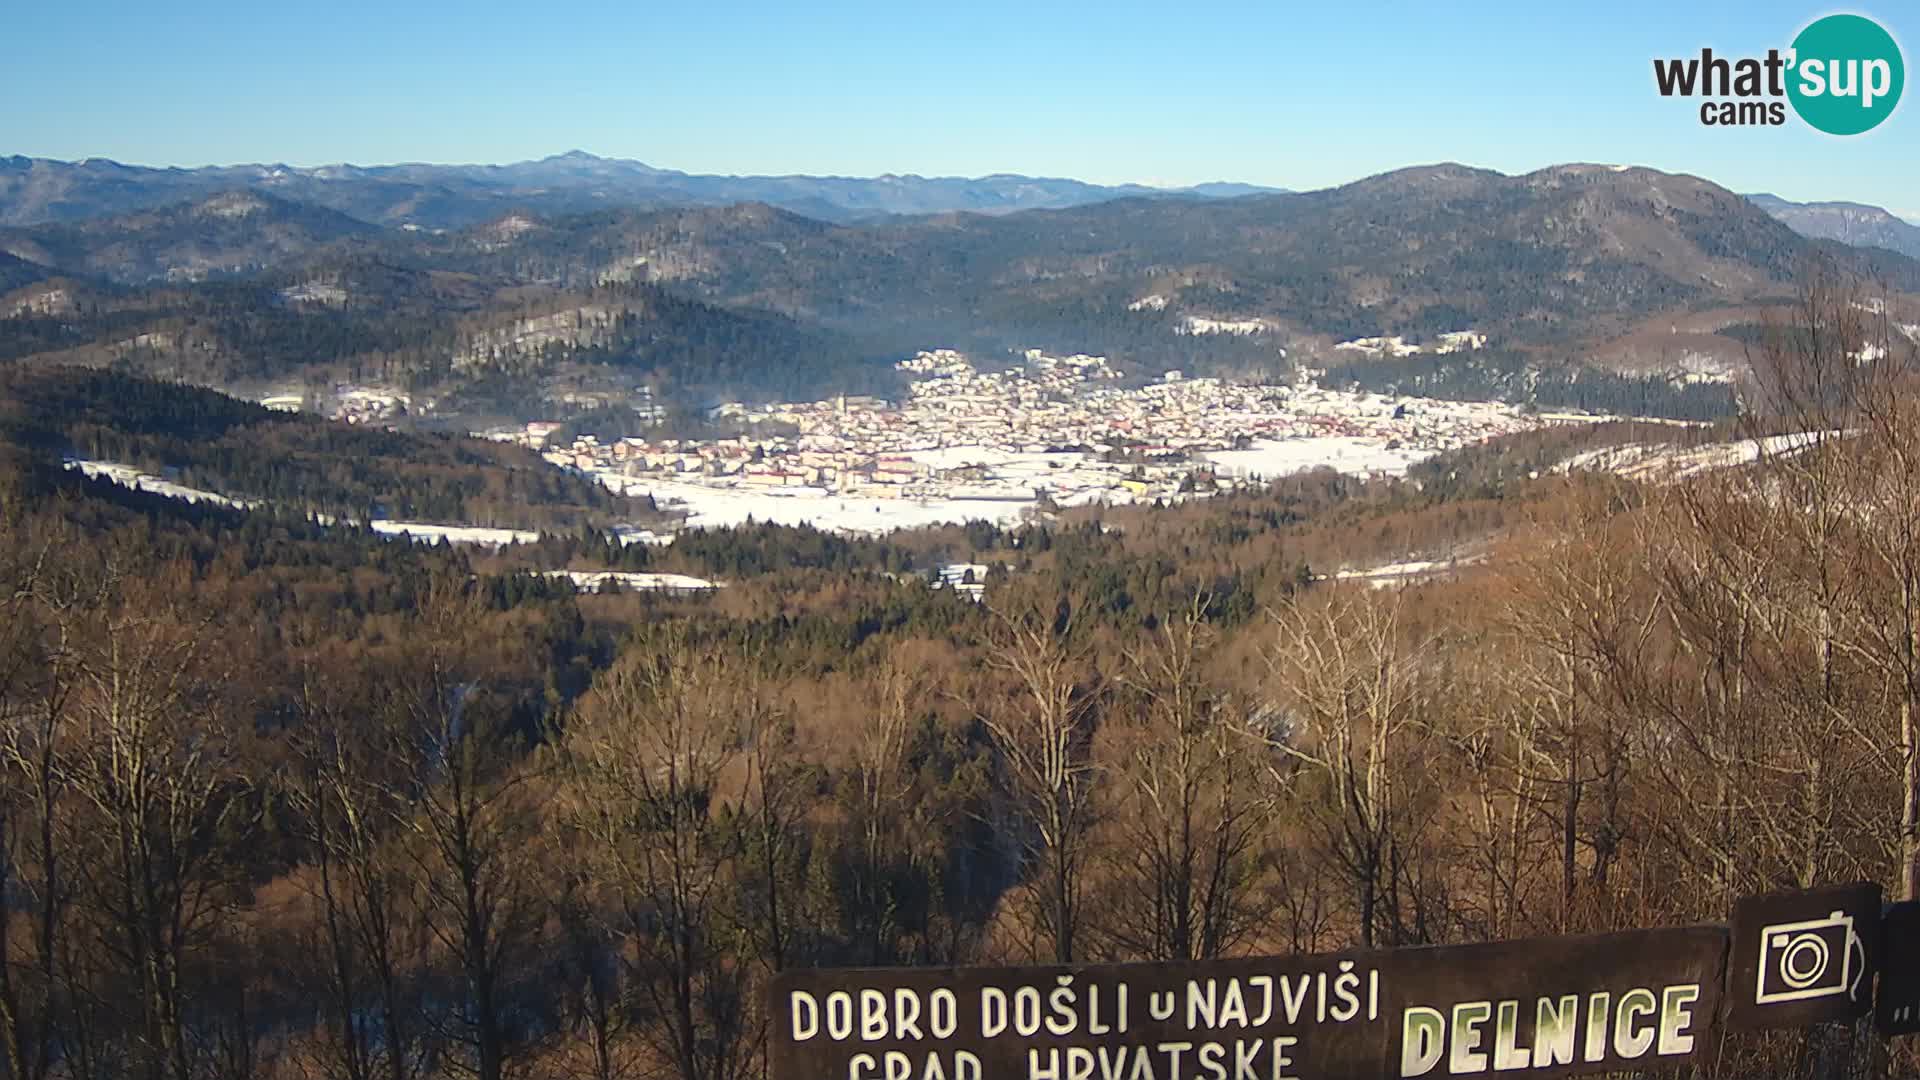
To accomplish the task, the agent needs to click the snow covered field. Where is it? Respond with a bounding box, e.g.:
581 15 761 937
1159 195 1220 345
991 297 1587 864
1558 432 1836 483
370 521 542 546
589 433 1460 536
543 570 720 593
65 460 254 508
604 476 1039 534
1203 437 1434 479
1330 556 1487 589
67 460 551 546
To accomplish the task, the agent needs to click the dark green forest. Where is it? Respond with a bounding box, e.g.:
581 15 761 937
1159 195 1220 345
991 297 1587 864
0 368 664 530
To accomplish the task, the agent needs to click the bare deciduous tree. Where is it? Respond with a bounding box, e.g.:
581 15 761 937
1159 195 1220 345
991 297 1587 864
559 630 757 1080
286 663 429 1080
61 579 254 1080
381 579 546 1080
979 587 1103 964
1100 596 1277 961
1264 588 1441 947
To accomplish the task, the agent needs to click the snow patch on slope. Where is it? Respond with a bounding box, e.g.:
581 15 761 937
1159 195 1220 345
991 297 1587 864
1557 432 1836 482
65 459 255 508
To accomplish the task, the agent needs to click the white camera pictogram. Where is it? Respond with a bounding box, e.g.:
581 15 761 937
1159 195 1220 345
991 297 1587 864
1755 911 1864 1005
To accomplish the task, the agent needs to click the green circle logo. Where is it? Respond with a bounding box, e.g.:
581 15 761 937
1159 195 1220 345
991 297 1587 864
1787 13 1904 135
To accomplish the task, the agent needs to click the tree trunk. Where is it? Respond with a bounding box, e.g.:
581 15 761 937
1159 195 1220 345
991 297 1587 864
1903 694 1920 901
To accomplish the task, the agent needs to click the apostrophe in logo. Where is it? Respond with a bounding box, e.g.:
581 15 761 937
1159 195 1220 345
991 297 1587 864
1652 12 1904 134
1787 14 1904 135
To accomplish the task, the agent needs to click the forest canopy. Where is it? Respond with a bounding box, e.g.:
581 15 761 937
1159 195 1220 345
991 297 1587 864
1 267 1917 1080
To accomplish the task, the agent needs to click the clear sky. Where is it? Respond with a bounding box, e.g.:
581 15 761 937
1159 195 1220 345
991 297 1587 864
5 0 1916 216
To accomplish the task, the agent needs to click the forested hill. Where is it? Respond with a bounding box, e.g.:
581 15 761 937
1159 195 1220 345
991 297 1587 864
0 189 381 282
0 263 894 405
3 162 1918 421
0 249 49 293
1748 192 1920 260
497 163 1919 352
0 367 663 531
345 163 1920 402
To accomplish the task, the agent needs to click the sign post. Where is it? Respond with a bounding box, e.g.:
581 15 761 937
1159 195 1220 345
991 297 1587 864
1878 900 1920 1036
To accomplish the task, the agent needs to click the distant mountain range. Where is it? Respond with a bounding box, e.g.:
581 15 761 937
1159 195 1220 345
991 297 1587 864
1744 192 1920 260
11 150 1920 266
416 162 1908 356
0 151 1286 229
3 156 1917 424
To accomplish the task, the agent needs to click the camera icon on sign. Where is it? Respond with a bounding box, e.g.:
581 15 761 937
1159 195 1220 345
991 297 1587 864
1755 911 1865 1005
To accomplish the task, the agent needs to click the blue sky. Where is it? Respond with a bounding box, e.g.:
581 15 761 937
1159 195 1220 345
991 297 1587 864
5 1 1916 216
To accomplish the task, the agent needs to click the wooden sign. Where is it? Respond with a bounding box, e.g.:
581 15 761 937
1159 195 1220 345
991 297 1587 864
1726 882 1881 1030
769 926 1729 1080
1877 900 1920 1036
